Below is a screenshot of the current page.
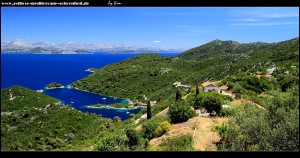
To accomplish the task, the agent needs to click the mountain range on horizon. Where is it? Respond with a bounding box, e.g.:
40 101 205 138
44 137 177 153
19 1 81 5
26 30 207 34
1 40 181 54
2 37 298 54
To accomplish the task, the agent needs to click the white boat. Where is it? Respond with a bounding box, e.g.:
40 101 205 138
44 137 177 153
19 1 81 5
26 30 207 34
102 98 106 100
126 111 130 114
71 101 74 104
36 89 43 92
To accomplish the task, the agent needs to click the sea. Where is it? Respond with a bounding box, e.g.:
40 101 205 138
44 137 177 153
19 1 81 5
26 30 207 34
1 53 179 120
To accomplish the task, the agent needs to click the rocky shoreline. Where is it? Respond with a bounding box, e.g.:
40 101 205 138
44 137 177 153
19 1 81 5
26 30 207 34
45 86 64 90
68 85 132 104
85 105 146 110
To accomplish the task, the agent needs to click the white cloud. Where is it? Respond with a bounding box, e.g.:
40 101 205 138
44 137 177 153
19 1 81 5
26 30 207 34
176 25 210 34
153 40 161 43
230 8 299 18
231 18 264 22
232 22 298 26
229 8 299 27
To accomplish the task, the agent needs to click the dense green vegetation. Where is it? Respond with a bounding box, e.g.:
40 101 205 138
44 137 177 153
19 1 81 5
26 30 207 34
71 37 299 106
169 100 196 123
46 82 63 89
93 134 128 151
142 116 169 140
192 90 232 114
1 85 59 111
126 129 140 150
178 39 267 60
1 86 130 151
154 135 194 151
216 86 299 151
63 37 300 151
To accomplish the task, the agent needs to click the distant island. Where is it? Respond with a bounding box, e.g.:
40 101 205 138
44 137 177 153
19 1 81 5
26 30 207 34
1 40 181 54
46 82 64 89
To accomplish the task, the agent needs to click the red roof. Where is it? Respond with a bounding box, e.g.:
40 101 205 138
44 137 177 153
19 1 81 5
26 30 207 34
219 85 229 90
201 81 217 87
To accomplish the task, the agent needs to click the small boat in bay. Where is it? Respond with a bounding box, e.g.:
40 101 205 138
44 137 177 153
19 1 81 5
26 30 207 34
36 89 43 92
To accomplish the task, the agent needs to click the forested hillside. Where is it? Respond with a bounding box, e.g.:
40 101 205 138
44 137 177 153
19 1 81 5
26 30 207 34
1 86 122 151
71 37 299 104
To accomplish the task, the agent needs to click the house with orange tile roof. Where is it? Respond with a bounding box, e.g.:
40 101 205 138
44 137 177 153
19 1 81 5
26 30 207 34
256 73 271 79
201 81 218 92
219 85 229 93
256 74 262 79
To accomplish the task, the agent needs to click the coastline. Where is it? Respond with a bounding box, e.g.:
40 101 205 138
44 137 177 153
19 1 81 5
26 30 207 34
36 89 44 92
45 86 65 90
85 105 146 110
68 85 132 104
85 68 95 73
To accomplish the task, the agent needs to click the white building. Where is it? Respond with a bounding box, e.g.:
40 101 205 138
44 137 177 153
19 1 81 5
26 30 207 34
173 81 191 91
201 81 218 92
268 67 276 75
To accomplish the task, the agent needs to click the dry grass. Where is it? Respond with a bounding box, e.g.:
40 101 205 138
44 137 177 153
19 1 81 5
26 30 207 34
135 125 142 131
192 117 227 151
149 116 228 151
149 117 197 147
230 99 266 110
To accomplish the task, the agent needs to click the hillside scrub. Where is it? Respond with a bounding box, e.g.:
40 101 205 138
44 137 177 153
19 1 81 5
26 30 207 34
217 86 299 151
169 100 196 124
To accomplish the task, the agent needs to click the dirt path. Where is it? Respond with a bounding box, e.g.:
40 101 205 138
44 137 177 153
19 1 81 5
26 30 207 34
149 117 196 147
182 92 191 100
192 117 227 151
149 116 227 151
157 107 169 117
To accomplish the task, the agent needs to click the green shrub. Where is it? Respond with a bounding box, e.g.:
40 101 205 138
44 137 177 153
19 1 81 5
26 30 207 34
202 95 222 114
169 100 196 124
218 108 232 117
158 135 194 151
113 116 121 122
94 134 127 151
154 121 172 137
126 129 140 149
142 116 165 140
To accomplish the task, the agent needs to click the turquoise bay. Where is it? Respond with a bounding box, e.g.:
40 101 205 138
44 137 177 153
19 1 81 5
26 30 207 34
1 53 179 120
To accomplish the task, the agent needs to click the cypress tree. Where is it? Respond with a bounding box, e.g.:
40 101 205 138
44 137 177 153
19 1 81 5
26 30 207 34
196 83 200 95
176 91 182 101
147 100 152 119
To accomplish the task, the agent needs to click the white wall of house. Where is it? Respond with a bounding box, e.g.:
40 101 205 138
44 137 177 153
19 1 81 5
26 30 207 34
204 86 218 92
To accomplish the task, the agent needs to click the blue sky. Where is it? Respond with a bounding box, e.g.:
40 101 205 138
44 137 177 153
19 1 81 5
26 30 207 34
1 7 299 50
